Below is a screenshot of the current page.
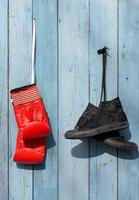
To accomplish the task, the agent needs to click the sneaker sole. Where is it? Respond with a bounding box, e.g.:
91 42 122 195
65 121 129 139
103 137 138 151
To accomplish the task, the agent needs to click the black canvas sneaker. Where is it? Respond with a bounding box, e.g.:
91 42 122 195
65 98 128 139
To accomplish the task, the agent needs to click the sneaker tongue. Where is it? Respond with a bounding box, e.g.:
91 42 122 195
100 97 122 111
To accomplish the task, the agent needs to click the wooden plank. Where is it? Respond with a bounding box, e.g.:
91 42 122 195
89 1 118 200
58 1 89 200
118 1 139 199
9 1 33 200
33 0 58 199
0 0 8 199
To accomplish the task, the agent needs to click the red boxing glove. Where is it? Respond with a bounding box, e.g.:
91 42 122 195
10 84 51 140
13 131 46 164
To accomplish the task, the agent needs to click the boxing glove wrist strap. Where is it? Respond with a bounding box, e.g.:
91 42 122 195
10 84 41 106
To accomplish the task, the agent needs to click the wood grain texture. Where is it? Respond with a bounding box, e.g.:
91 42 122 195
9 1 33 200
118 1 139 199
0 0 8 199
89 1 118 199
58 0 89 199
33 0 58 200
1 1 139 199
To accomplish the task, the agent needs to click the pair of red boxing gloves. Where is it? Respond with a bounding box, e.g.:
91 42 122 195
10 84 51 164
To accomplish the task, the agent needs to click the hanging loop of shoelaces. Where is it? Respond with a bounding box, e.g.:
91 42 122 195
97 47 109 106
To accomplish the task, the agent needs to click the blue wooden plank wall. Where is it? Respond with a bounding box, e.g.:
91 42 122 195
0 0 139 200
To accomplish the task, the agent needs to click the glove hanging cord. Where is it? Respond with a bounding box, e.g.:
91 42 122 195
31 18 36 84
97 47 108 106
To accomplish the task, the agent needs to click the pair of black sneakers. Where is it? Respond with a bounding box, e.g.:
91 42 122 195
65 97 137 151
65 48 138 151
